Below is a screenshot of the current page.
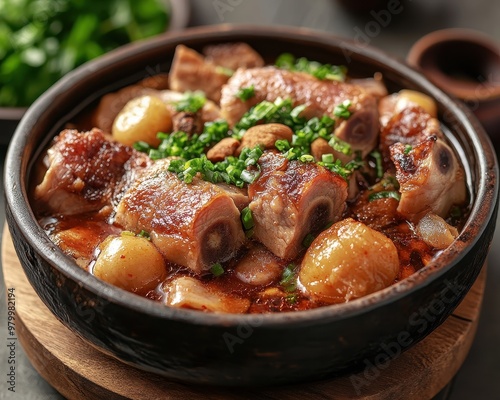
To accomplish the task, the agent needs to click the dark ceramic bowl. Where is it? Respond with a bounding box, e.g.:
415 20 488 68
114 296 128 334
4 25 499 386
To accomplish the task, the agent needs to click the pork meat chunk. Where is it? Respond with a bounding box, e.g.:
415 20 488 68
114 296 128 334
34 128 151 216
333 95 380 160
114 159 245 273
169 45 230 103
248 152 348 260
203 42 265 71
220 66 378 126
380 105 443 160
390 137 466 221
215 183 250 211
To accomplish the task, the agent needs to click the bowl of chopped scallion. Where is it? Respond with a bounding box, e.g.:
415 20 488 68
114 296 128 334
0 0 190 144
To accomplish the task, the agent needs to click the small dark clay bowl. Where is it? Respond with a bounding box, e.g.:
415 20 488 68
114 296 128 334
407 28 500 145
4 25 499 386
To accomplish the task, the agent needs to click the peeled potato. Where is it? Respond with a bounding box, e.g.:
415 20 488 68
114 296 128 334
112 95 172 147
298 218 399 304
93 234 166 294
396 89 437 117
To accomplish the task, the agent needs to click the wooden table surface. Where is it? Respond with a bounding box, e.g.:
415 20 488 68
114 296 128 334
1 0 500 399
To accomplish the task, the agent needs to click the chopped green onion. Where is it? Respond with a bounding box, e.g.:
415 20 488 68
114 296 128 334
135 120 229 161
241 207 254 230
275 53 296 69
275 53 347 82
285 293 298 304
236 85 255 101
333 100 352 119
290 104 307 120
275 139 291 152
299 154 314 163
137 230 150 240
242 146 264 167
240 169 259 184
210 263 224 277
168 148 262 188
404 144 413 154
370 150 384 179
329 136 352 155
280 264 297 288
0 0 169 108
264 107 336 161
280 264 298 300
318 159 350 180
147 149 163 160
381 175 400 190
215 66 234 76
233 98 298 138
173 91 206 113
133 141 150 153
321 153 334 163
285 147 301 160
137 95 369 188
368 191 401 202
302 233 316 248
344 156 365 172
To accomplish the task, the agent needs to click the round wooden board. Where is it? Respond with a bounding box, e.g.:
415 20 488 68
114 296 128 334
2 225 486 400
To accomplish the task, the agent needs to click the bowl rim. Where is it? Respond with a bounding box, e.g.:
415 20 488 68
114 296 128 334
5 24 498 327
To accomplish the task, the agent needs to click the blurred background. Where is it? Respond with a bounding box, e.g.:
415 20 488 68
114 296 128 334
1 0 499 399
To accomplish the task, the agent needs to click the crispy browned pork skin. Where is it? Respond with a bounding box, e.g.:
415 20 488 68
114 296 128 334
220 66 380 159
380 105 443 160
114 159 246 273
34 128 151 216
222 67 360 124
248 151 348 260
